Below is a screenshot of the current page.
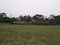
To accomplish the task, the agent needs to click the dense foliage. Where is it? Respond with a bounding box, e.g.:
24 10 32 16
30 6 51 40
0 12 60 25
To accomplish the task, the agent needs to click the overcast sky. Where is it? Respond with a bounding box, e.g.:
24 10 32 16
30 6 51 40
0 0 60 17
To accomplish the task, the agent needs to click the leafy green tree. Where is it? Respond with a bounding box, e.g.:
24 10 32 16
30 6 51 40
33 14 44 24
23 15 32 22
10 17 17 23
0 12 7 22
53 15 60 24
44 18 49 25
19 15 24 21
3 17 10 23
49 15 55 25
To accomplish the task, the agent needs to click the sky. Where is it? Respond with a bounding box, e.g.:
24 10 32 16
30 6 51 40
0 0 60 17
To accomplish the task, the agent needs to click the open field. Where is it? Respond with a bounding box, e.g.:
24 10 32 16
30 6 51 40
0 23 60 45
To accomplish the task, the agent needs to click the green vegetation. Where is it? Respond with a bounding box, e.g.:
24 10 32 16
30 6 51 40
0 12 60 25
0 23 60 45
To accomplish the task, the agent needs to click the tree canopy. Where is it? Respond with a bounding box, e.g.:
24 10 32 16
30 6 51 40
0 12 60 25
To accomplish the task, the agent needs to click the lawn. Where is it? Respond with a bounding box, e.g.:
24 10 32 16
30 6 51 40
0 23 60 45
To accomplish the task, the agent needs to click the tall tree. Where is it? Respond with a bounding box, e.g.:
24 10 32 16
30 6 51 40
23 15 31 22
53 15 60 24
3 17 10 23
18 15 24 21
0 12 7 22
33 14 44 24
49 15 55 25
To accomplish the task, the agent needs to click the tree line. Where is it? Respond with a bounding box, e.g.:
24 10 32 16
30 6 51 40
0 12 60 25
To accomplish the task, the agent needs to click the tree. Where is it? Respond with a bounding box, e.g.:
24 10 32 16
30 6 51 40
49 14 54 19
33 14 44 24
0 12 7 22
26 15 32 22
23 15 32 22
3 17 10 23
18 15 24 21
53 15 60 24
10 17 17 23
44 18 49 25
49 15 55 25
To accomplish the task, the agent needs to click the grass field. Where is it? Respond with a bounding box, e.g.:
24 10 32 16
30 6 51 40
0 23 60 45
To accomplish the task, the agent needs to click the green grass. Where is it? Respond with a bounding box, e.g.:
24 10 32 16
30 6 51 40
0 23 60 45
